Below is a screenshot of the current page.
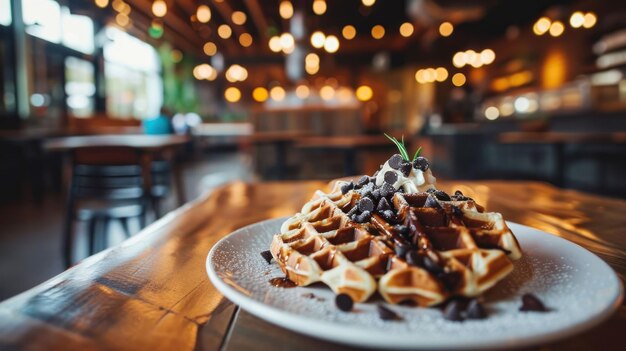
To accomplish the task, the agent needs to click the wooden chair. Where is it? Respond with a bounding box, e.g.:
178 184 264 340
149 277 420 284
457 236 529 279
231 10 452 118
62 146 148 267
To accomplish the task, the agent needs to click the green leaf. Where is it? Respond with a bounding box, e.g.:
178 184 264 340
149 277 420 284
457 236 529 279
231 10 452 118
384 133 409 161
412 146 422 161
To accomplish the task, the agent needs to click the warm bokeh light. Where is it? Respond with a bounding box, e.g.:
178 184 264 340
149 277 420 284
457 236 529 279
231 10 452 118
232 11 247 25
269 36 281 52
355 85 373 101
225 64 248 82
312 0 327 15
583 12 597 28
311 31 326 48
152 0 167 18
453 52 466 68
95 0 109 9
320 85 335 100
481 49 496 65
305 64 319 75
362 0 376 6
193 64 216 80
203 42 217 56
280 33 295 52
224 87 241 103
239 33 253 47
252 87 269 102
324 35 339 53
279 1 294 19
569 11 584 28
399 22 414 37
295 85 310 99
197 5 211 23
435 67 448 82
452 73 466 86
170 50 182 63
115 13 130 27
218 24 232 39
371 25 385 39
305 53 320 67
342 25 356 40
533 17 551 35
485 106 500 120
439 22 454 37
549 21 564 37
542 49 566 89
270 86 286 101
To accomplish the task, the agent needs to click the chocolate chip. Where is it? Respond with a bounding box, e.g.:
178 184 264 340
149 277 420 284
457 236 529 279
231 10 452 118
423 254 444 274
454 190 464 196
371 189 381 201
424 195 441 209
520 293 548 312
426 188 437 193
394 243 409 259
466 299 487 319
347 206 358 217
382 210 395 221
405 251 421 266
400 162 412 177
340 182 354 194
377 304 401 321
376 197 391 212
413 157 430 171
356 210 371 223
380 183 395 197
335 293 354 312
260 250 273 264
369 176 377 183
358 198 374 212
384 171 398 185
443 300 464 321
388 154 404 169
358 175 370 187
451 205 463 218
434 190 451 201
394 225 408 235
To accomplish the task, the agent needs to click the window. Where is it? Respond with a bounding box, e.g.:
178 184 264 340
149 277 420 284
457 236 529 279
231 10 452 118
22 0 94 54
103 27 162 119
0 0 11 26
65 57 95 117
23 0 62 43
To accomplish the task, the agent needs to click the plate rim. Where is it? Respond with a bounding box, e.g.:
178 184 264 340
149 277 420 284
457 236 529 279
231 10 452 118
206 217 624 350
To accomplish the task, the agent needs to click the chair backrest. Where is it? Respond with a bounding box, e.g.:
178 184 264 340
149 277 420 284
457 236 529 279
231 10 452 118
70 146 145 201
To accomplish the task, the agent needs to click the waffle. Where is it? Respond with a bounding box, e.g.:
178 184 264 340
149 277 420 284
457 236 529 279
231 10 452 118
270 180 522 305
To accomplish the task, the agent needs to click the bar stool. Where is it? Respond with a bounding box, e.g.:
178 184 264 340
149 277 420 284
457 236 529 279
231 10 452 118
62 146 148 267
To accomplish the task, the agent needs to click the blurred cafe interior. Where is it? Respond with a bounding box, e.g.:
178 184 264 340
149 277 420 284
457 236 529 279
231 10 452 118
1 0 626 300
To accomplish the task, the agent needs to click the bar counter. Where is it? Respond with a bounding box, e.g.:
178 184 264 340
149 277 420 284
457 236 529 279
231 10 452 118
0 180 624 350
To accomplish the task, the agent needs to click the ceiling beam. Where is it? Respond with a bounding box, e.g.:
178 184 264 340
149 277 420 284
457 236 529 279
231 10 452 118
243 0 270 41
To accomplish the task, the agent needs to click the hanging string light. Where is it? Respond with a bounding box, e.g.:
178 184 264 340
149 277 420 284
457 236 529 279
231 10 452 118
152 0 167 18
197 5 211 23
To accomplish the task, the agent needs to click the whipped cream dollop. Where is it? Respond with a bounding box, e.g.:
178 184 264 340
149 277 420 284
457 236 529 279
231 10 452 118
375 160 437 193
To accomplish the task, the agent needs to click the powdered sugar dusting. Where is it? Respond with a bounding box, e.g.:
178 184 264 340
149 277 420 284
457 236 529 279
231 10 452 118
208 218 623 349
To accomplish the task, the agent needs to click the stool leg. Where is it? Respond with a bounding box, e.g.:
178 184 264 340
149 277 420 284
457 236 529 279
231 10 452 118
88 218 97 256
120 217 132 238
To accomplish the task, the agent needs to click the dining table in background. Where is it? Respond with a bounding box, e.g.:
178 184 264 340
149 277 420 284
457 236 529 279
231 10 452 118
0 179 624 350
45 134 190 206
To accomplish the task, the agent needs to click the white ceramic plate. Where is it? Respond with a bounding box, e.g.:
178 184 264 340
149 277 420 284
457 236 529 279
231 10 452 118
206 217 623 350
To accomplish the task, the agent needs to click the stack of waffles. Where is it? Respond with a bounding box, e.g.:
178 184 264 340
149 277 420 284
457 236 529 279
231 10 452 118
270 173 522 306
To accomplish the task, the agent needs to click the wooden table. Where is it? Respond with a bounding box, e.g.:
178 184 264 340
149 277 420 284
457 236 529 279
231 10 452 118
498 132 626 188
0 180 624 350
45 134 190 205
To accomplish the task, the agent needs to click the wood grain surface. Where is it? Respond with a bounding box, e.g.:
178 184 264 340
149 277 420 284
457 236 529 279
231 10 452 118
0 180 624 351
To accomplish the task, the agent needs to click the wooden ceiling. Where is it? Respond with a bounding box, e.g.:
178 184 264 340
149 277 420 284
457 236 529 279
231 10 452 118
75 0 577 67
